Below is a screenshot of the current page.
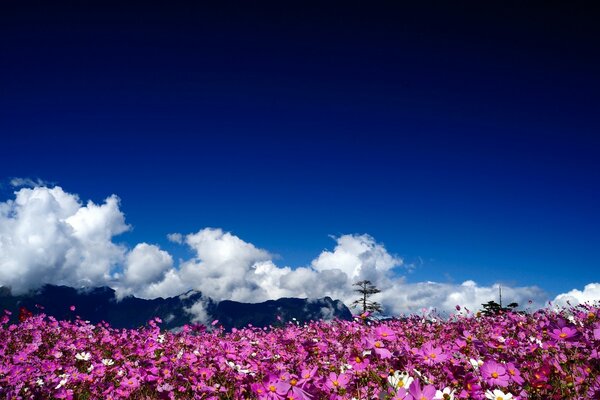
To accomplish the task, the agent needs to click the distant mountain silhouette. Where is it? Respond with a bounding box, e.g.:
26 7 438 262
0 285 352 330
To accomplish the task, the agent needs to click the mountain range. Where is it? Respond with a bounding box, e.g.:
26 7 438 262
0 285 352 330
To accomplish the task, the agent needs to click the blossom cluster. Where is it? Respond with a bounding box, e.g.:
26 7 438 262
1 304 599 399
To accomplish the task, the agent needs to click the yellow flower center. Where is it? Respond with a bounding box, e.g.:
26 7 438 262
492 372 499 378
333 380 339 386
290 379 297 386
269 385 276 392
559 333 567 338
429 353 436 359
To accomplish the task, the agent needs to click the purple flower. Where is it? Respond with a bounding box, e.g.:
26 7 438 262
408 379 436 400
481 360 509 387
548 326 579 341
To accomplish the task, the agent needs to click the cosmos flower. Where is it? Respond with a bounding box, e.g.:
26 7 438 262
75 351 91 361
485 389 513 400
480 360 509 387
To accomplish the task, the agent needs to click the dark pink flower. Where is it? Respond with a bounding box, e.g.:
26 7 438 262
481 360 509 387
548 326 579 341
408 379 436 400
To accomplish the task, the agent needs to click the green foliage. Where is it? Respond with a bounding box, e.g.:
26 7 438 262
480 300 519 316
351 280 383 314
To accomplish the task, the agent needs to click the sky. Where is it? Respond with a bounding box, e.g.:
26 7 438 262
0 1 599 317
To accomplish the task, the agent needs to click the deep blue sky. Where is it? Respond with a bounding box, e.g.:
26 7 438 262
1 1 598 296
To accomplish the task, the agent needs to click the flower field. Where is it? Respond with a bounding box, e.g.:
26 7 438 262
1 304 599 399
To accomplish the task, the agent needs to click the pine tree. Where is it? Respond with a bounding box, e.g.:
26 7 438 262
351 280 383 314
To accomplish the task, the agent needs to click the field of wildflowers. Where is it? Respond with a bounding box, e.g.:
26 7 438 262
1 304 599 399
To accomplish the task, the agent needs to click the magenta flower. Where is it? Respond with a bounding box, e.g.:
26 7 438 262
419 342 447 365
505 362 524 385
481 360 509 387
273 373 312 400
365 336 392 358
548 326 579 341
326 372 350 391
120 376 140 390
408 379 436 400
375 325 397 341
256 375 285 400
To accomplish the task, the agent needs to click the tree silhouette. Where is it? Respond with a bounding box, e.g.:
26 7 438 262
480 285 518 316
480 300 519 316
351 280 383 314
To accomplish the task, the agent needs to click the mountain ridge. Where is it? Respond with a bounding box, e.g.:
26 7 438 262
0 284 352 330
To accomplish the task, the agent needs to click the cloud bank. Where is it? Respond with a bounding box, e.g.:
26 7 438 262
0 186 597 320
553 283 600 307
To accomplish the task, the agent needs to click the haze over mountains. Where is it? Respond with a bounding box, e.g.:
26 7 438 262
0 284 352 330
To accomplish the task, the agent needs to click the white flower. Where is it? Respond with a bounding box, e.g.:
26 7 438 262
75 352 91 361
485 389 513 400
413 369 430 384
36 378 44 387
340 363 353 373
387 371 414 390
101 358 114 366
87 364 94 372
469 358 483 370
434 387 456 399
55 374 69 389
157 334 166 344
226 360 252 374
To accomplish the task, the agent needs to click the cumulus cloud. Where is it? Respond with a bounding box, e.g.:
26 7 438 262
377 280 547 316
0 185 593 322
553 283 600 307
311 234 402 281
0 186 128 294
114 243 174 299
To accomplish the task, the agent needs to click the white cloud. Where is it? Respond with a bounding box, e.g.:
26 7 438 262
377 281 547 316
115 243 174 299
311 234 402 280
9 177 52 188
167 233 183 244
0 186 129 294
553 283 600 307
0 185 584 321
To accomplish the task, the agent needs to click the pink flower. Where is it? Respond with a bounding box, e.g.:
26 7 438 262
505 362 524 385
276 375 312 400
419 342 447 365
408 380 436 400
120 376 140 390
326 372 350 392
548 326 579 341
375 325 397 341
256 375 285 400
481 360 509 387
